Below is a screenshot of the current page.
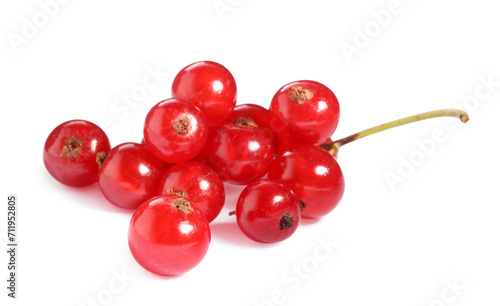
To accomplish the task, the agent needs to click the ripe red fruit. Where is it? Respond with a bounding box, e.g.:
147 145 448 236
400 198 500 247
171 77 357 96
268 145 345 219
224 103 280 152
128 195 211 276
172 61 237 125
97 143 165 209
203 119 274 185
269 80 340 145
236 179 301 243
43 120 111 187
144 98 208 164
159 162 225 223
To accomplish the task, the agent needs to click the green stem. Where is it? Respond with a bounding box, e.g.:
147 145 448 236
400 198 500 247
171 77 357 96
322 109 469 156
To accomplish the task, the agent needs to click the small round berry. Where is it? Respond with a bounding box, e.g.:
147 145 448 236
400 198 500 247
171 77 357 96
269 80 340 145
236 179 301 243
268 145 345 219
97 143 164 209
172 61 237 125
203 118 274 185
128 195 211 276
43 120 111 187
159 162 225 223
224 103 280 152
144 98 208 163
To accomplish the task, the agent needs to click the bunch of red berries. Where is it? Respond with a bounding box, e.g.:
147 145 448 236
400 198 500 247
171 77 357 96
43 61 469 276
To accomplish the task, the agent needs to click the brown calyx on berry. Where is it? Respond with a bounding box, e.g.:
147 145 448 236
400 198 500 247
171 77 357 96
233 117 258 128
288 86 314 104
279 212 294 230
173 115 191 136
60 136 82 158
166 188 188 198
171 198 193 214
96 152 108 168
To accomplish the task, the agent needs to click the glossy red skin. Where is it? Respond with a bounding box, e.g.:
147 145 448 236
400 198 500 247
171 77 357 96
144 98 208 163
236 179 301 243
172 61 237 125
159 162 225 223
97 143 165 209
268 145 345 219
224 103 280 152
43 120 111 187
142 138 173 171
128 195 211 276
203 123 274 185
269 80 340 145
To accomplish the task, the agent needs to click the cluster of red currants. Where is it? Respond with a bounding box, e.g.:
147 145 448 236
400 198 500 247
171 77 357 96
43 60 469 276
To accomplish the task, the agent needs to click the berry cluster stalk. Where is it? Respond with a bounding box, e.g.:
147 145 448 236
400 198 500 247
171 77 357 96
322 109 469 156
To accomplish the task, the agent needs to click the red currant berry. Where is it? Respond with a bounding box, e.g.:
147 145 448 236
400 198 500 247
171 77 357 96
97 143 164 209
269 80 340 145
43 120 111 187
203 118 274 185
224 103 280 152
268 145 345 219
236 179 301 243
128 195 211 276
144 98 208 163
159 162 225 223
172 61 237 125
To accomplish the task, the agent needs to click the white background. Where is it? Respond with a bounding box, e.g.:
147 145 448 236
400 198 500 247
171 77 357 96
1 0 499 305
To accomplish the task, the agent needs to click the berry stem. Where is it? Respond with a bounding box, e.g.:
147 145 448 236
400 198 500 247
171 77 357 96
323 109 469 155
